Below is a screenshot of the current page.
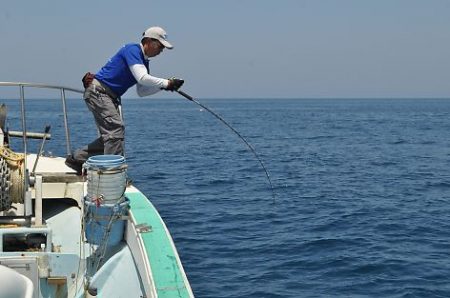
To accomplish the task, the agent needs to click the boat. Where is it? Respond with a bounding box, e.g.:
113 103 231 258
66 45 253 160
0 82 194 298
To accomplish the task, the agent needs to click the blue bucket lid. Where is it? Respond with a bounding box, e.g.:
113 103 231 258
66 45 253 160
85 155 126 170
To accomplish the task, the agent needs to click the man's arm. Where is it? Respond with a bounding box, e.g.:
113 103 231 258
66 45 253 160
130 64 169 97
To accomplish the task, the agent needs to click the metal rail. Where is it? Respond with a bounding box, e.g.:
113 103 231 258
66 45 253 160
0 81 83 94
0 82 83 216
0 81 83 157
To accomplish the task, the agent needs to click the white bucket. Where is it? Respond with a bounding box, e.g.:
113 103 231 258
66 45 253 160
85 155 127 204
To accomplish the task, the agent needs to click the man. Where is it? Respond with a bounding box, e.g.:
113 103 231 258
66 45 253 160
66 26 184 174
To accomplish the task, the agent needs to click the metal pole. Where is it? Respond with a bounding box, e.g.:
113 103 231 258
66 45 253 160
19 85 27 156
35 175 43 226
19 85 28 212
61 88 72 156
31 125 51 175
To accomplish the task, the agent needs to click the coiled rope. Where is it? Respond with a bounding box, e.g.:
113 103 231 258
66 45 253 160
0 146 25 210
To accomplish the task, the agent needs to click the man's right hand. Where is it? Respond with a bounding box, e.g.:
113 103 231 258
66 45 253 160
82 72 95 88
165 78 184 91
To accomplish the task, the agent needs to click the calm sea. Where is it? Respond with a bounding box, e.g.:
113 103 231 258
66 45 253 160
6 97 450 297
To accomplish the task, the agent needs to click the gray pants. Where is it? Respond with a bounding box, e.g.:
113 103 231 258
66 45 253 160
73 83 124 163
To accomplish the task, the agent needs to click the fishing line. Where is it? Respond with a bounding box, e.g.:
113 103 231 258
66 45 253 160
177 90 275 201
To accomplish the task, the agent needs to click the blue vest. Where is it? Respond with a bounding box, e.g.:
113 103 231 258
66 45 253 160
95 43 149 97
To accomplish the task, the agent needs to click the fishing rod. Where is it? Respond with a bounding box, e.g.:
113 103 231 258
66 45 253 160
177 90 275 201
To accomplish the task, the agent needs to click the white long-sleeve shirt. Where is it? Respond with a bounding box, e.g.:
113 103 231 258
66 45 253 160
129 44 170 97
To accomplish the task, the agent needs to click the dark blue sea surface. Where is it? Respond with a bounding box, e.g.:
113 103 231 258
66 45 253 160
4 97 450 297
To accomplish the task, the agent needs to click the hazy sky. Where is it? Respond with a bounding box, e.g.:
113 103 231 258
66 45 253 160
1 0 449 99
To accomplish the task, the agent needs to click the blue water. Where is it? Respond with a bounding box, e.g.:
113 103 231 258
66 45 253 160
5 98 450 297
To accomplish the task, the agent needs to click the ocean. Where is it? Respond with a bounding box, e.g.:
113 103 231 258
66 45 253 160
6 97 450 297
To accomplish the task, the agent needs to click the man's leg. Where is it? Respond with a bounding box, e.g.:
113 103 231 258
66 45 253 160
84 88 124 156
73 137 104 163
67 85 124 174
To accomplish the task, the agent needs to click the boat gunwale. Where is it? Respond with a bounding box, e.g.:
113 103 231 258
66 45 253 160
126 190 194 298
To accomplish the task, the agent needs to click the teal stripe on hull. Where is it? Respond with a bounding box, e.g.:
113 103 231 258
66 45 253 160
127 191 191 298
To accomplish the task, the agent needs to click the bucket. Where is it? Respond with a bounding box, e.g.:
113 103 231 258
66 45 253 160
84 198 129 246
85 155 127 204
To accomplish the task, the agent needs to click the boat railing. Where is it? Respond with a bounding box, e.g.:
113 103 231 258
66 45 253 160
0 81 83 158
0 82 83 206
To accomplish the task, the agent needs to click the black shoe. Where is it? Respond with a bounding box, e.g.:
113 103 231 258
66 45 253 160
65 155 83 175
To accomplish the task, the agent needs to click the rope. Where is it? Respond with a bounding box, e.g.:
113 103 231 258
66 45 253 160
0 155 11 211
82 165 128 289
0 146 25 163
0 146 25 210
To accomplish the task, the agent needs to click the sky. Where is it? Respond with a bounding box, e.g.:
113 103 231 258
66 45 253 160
1 0 450 99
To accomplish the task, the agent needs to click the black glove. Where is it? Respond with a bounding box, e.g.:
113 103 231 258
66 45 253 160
165 78 184 91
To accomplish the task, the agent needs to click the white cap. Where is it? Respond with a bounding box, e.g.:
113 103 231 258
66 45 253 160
142 26 173 49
